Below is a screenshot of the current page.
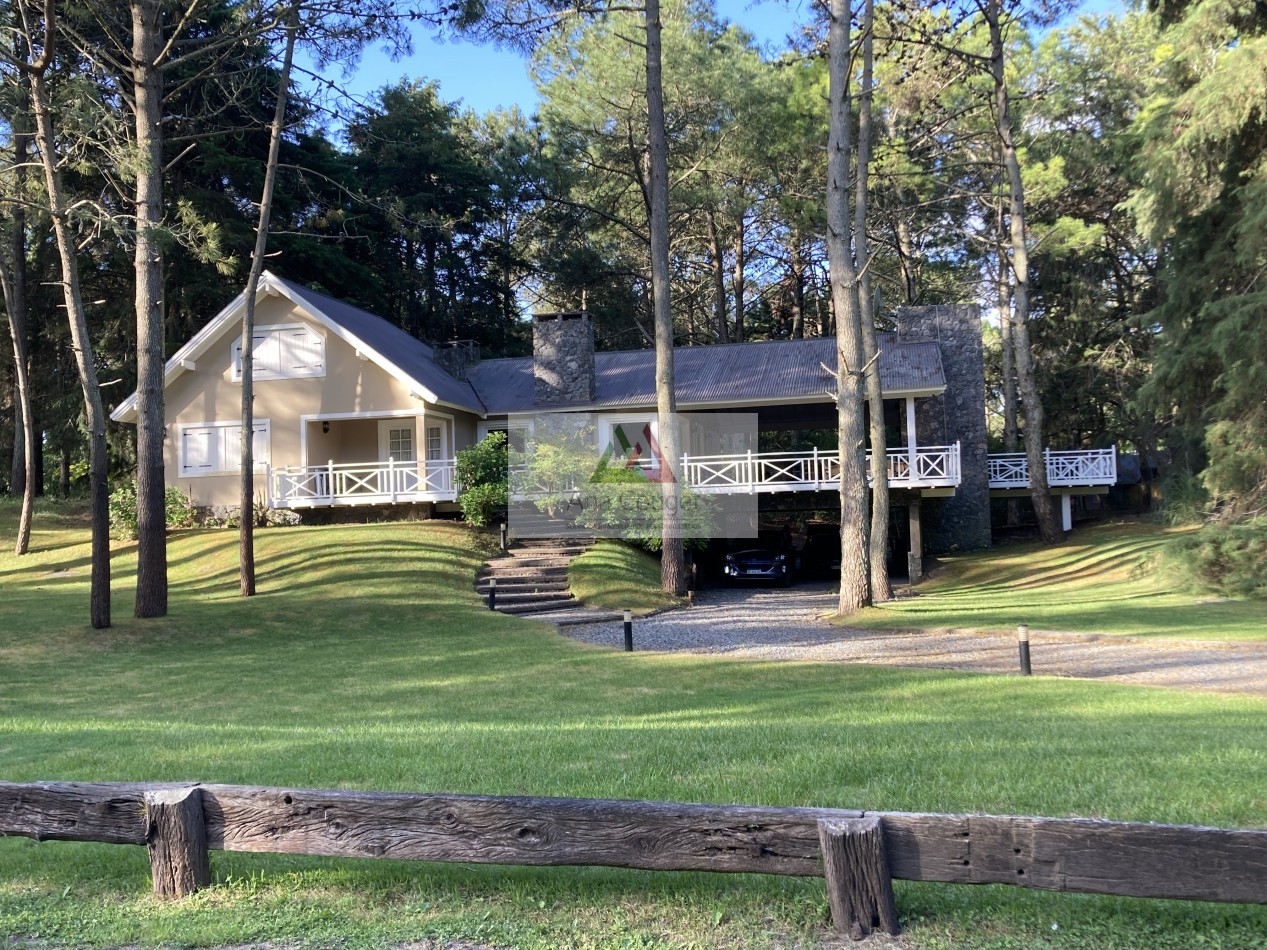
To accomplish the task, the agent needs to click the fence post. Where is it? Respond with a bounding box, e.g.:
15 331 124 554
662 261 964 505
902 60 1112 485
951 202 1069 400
818 816 900 939
145 786 210 899
388 456 397 503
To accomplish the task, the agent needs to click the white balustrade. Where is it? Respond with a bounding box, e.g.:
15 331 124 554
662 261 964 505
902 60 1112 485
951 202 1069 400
270 444 1113 509
270 459 458 508
987 448 1116 489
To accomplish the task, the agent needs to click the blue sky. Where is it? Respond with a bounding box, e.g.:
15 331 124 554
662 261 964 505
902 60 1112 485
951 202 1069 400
323 0 1126 118
333 0 818 115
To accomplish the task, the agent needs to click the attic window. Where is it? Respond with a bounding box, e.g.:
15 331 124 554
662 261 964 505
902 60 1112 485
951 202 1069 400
231 324 325 381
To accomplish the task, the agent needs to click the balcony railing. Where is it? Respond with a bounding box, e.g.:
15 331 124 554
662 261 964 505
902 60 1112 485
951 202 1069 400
268 458 458 508
681 444 962 494
510 444 962 498
987 448 1117 489
265 445 1114 509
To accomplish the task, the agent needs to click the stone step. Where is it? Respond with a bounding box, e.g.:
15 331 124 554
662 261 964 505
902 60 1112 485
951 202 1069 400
480 563 570 579
478 557 570 572
508 545 590 558
496 597 581 615
476 578 571 593
491 590 576 605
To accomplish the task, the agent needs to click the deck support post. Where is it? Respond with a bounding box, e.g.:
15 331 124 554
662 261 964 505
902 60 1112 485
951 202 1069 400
818 816 900 940
145 786 210 899
1060 494 1072 532
907 498 923 582
905 396 917 481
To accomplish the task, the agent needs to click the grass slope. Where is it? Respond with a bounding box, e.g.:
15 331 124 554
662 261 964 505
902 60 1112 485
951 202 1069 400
568 540 683 614
1 503 1265 948
848 519 1267 640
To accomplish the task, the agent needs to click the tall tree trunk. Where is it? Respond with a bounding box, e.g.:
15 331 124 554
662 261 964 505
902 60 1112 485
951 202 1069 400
1 50 36 555
998 194 1018 455
644 0 685 596
998 191 1020 527
855 0 891 602
987 0 1060 543
706 212 728 342
132 0 168 617
27 61 110 628
790 240 805 339
827 0 870 614
732 214 745 342
240 3 300 598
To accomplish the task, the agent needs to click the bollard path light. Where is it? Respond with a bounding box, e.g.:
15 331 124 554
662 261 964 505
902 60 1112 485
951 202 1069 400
488 577 497 612
623 610 633 652
1017 623 1031 675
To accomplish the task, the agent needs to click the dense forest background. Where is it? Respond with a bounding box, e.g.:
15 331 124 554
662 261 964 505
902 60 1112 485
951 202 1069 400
1 0 1263 523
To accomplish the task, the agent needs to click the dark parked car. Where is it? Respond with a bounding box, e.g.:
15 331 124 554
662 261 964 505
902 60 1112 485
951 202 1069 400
723 531 796 586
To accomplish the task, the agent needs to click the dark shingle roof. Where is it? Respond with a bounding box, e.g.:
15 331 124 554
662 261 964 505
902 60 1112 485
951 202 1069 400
280 277 945 416
281 280 485 411
468 335 944 415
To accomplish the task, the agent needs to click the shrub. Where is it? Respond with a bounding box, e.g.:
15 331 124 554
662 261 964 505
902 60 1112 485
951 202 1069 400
109 483 197 540
1163 517 1267 600
456 432 508 527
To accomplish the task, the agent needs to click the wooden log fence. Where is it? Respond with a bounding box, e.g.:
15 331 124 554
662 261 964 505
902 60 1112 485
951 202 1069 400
2 781 1265 939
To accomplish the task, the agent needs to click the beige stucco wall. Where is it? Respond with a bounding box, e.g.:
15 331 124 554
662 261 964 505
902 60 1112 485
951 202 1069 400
161 294 480 508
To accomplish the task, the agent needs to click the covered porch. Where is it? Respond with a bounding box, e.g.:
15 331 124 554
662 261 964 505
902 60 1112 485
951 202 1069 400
268 411 459 509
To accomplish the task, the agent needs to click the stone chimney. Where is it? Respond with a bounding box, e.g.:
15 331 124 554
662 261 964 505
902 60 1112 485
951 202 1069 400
433 340 480 381
894 304 991 552
533 312 595 406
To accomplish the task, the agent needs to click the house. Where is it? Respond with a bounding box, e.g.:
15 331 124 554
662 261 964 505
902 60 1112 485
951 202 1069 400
110 271 1116 576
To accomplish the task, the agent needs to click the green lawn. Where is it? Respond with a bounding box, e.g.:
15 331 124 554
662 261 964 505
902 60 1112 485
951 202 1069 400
568 539 684 614
1 503 1265 948
847 518 1267 640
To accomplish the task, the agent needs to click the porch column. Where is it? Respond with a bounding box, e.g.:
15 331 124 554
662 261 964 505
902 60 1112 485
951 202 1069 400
907 497 923 582
416 410 427 492
1061 493 1072 533
905 396 917 483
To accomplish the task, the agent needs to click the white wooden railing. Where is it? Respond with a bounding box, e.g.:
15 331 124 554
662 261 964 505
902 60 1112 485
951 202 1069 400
266 446 1115 509
268 458 458 508
510 444 962 497
987 448 1117 489
681 444 962 494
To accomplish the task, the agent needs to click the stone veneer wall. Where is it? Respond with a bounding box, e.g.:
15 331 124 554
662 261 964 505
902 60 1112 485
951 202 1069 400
433 341 480 381
894 304 991 552
533 313 595 406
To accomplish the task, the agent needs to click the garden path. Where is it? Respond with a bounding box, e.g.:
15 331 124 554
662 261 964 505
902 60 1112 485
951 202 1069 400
557 583 1267 697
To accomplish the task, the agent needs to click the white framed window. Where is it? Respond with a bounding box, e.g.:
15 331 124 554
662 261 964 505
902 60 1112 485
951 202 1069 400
178 420 270 477
426 424 444 461
231 324 324 381
478 423 530 454
388 427 415 462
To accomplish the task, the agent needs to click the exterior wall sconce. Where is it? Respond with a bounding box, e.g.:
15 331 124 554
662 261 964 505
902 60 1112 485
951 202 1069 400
322 421 330 434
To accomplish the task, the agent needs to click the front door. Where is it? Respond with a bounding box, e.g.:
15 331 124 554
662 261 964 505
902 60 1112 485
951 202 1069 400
424 420 451 492
379 420 418 494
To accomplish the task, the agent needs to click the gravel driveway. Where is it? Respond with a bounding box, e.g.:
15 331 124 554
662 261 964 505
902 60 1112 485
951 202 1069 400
560 583 1267 697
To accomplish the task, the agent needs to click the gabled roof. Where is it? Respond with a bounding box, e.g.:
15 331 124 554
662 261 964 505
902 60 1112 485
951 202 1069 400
111 272 947 425
110 271 486 423
467 334 945 415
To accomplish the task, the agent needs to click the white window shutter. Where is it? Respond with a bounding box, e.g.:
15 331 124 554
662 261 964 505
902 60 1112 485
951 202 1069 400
278 328 324 375
181 427 216 475
252 422 270 469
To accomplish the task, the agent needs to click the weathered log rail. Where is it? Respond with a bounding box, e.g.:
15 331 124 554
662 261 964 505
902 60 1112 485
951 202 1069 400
2 781 1265 938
